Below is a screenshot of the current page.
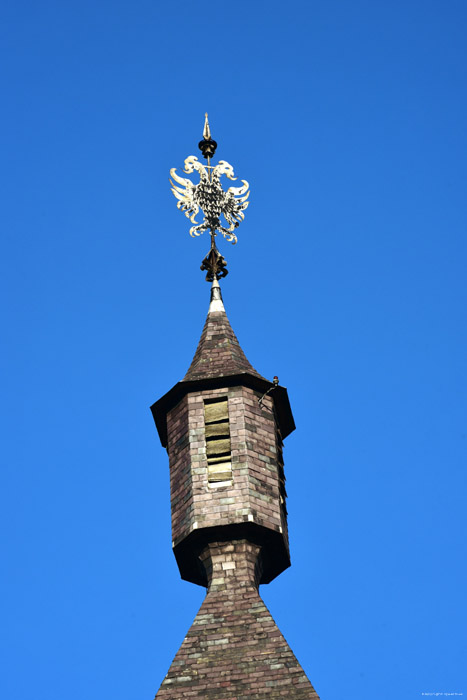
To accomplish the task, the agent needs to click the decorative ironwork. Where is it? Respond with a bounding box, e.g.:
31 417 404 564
169 114 250 280
170 156 249 242
200 246 228 282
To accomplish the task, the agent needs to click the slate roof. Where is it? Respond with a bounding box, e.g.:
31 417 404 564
155 542 320 699
183 280 265 383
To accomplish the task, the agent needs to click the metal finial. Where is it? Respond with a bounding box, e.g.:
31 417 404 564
200 245 228 282
203 113 211 140
198 113 217 160
169 116 250 281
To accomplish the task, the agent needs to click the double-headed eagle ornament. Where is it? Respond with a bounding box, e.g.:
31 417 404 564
169 115 250 280
170 156 249 243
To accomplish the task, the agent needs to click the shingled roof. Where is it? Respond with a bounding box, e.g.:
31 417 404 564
155 540 320 699
184 279 265 382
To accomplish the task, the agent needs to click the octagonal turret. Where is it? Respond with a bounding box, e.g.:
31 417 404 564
151 280 295 586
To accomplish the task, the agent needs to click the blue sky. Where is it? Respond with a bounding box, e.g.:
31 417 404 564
1 1 466 699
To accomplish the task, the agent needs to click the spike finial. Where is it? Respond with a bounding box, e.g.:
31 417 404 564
198 113 217 160
203 113 211 141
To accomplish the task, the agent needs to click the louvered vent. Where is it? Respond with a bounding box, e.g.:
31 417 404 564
204 398 232 483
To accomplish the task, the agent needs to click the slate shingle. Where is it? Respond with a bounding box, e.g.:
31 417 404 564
184 288 265 382
155 541 320 699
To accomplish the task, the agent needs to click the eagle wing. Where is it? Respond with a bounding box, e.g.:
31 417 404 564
222 180 250 231
169 168 200 224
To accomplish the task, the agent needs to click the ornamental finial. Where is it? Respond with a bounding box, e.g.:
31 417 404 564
203 112 211 140
198 112 217 160
169 116 250 281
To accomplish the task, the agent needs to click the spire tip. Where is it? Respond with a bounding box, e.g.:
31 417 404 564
199 114 217 160
203 113 211 140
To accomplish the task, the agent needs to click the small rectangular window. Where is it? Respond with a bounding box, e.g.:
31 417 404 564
204 397 232 483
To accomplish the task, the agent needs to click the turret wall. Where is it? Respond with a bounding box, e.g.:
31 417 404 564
165 385 290 582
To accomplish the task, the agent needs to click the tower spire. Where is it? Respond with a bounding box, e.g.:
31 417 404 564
152 119 319 699
183 276 264 383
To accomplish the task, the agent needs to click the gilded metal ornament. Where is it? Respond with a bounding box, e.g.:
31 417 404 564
170 156 249 243
169 115 250 245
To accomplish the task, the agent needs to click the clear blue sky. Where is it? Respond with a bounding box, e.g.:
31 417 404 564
1 2 466 699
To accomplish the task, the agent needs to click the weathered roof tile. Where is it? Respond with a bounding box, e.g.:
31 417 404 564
184 280 265 383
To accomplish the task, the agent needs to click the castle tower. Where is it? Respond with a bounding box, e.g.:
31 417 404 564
151 117 320 699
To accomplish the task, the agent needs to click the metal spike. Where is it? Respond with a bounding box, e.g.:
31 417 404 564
203 113 211 141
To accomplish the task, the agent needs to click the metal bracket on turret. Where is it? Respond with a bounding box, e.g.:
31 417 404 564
258 376 280 408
